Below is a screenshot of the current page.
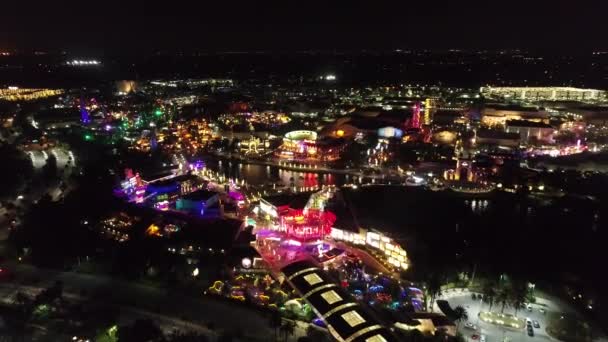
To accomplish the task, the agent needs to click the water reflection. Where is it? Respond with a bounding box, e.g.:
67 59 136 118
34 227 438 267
465 199 490 214
202 156 346 188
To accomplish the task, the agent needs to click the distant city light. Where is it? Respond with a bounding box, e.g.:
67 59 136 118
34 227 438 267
67 59 101 66
324 74 336 81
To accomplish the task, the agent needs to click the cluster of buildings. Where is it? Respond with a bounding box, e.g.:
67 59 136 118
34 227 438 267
481 86 607 102
114 162 235 219
0 87 64 101
277 130 345 162
251 188 410 272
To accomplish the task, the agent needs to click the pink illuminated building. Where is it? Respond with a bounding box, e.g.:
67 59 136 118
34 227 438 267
280 209 336 241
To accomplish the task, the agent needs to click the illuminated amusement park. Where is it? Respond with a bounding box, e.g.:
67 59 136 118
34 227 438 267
2 47 607 342
106 151 427 341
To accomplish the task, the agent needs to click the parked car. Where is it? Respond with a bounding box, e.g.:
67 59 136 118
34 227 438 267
465 322 477 330
480 335 486 342
0 266 15 281
533 320 540 328
539 308 546 314
527 326 535 337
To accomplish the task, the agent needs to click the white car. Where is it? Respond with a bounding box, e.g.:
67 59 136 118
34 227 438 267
480 335 486 342
464 322 477 330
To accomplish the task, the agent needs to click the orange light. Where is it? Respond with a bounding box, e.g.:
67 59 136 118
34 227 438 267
145 224 162 237
336 129 345 137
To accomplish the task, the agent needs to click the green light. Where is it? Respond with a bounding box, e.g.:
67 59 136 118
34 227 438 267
108 325 118 335
84 134 93 141
155 109 163 116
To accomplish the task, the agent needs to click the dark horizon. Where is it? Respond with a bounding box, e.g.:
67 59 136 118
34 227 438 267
2 1 607 54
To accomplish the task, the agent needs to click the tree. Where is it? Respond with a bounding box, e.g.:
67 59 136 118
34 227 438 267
42 153 58 183
425 273 443 312
35 281 63 305
14 292 31 307
269 310 282 342
118 319 165 342
339 142 366 168
12 194 97 268
496 286 511 314
481 280 497 311
167 332 209 342
510 280 528 316
0 143 33 198
305 326 329 342
279 320 296 342
217 331 235 342
453 306 468 328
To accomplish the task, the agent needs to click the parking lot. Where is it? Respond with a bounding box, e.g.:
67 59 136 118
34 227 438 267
436 289 565 342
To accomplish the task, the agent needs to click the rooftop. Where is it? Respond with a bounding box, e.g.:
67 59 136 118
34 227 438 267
476 129 520 140
485 104 542 112
148 174 200 187
506 119 553 128
181 189 218 202
281 261 397 342
261 193 310 210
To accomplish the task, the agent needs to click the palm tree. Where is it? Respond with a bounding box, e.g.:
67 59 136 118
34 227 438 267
497 286 511 314
280 320 296 342
453 306 469 328
269 310 282 342
510 281 528 316
305 325 329 342
481 281 497 312
425 273 443 312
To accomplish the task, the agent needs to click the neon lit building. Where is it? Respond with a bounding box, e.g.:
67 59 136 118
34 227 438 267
256 189 410 270
280 209 336 241
80 98 90 124
481 86 606 102
116 169 147 203
329 228 409 270
0 87 64 101
277 130 342 162
259 193 336 242
410 102 421 129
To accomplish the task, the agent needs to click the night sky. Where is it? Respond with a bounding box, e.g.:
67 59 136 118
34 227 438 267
1 1 607 54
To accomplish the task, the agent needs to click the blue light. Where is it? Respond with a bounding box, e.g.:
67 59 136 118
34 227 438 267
369 285 384 293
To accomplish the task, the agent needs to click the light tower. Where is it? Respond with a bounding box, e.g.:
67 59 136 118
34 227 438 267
411 102 421 129
80 93 90 124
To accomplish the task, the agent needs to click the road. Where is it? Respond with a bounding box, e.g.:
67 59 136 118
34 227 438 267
1 263 275 341
0 283 216 339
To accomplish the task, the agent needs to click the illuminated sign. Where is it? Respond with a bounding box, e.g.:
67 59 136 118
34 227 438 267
259 201 278 218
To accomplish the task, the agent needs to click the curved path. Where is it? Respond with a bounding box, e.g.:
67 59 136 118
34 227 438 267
2 263 274 341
